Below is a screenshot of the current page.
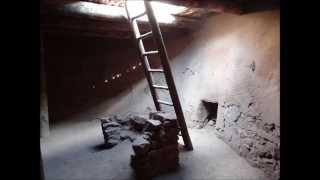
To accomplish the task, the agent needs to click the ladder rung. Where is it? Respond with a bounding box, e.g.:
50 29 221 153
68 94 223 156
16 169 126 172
131 12 146 20
137 31 152 40
142 50 159 56
157 99 173 106
148 68 164 73
152 85 169 90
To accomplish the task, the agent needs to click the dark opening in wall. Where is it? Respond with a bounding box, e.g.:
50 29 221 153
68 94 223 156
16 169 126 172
196 100 219 128
202 100 218 121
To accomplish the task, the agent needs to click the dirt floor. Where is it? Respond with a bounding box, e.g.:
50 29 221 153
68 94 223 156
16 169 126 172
41 117 268 180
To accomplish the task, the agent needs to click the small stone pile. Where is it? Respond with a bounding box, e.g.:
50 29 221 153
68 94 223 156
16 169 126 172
131 111 180 179
100 114 147 148
100 111 180 179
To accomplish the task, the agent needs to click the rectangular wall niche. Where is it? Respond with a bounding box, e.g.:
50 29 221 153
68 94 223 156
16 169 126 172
201 100 218 127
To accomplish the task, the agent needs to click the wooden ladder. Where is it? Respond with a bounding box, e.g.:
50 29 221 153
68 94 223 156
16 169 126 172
124 0 193 150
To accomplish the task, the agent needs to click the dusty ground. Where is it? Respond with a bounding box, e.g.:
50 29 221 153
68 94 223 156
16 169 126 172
41 118 268 180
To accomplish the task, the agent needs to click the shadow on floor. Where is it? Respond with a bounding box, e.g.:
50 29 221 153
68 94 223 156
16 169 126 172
91 143 109 152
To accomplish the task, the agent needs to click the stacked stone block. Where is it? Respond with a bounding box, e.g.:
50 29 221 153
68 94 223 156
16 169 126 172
131 111 180 179
100 114 146 148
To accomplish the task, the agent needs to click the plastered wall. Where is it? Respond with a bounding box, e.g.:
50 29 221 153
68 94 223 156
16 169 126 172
167 10 280 179
43 34 156 123
43 9 279 179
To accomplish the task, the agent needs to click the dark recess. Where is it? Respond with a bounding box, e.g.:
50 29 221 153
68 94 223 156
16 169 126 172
202 100 218 121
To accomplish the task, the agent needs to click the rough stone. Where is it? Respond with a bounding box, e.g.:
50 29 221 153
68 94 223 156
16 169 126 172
131 112 180 179
223 104 241 123
263 123 276 133
130 115 148 132
104 138 120 148
239 144 251 156
120 130 137 142
274 147 280 160
143 131 153 139
149 111 176 122
103 127 121 137
241 138 254 147
102 121 120 129
150 140 161 150
132 136 151 156
99 117 112 124
163 119 178 128
147 145 179 175
115 114 132 125
168 128 180 136
208 120 215 126
217 102 280 180
99 112 180 178
145 119 162 131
